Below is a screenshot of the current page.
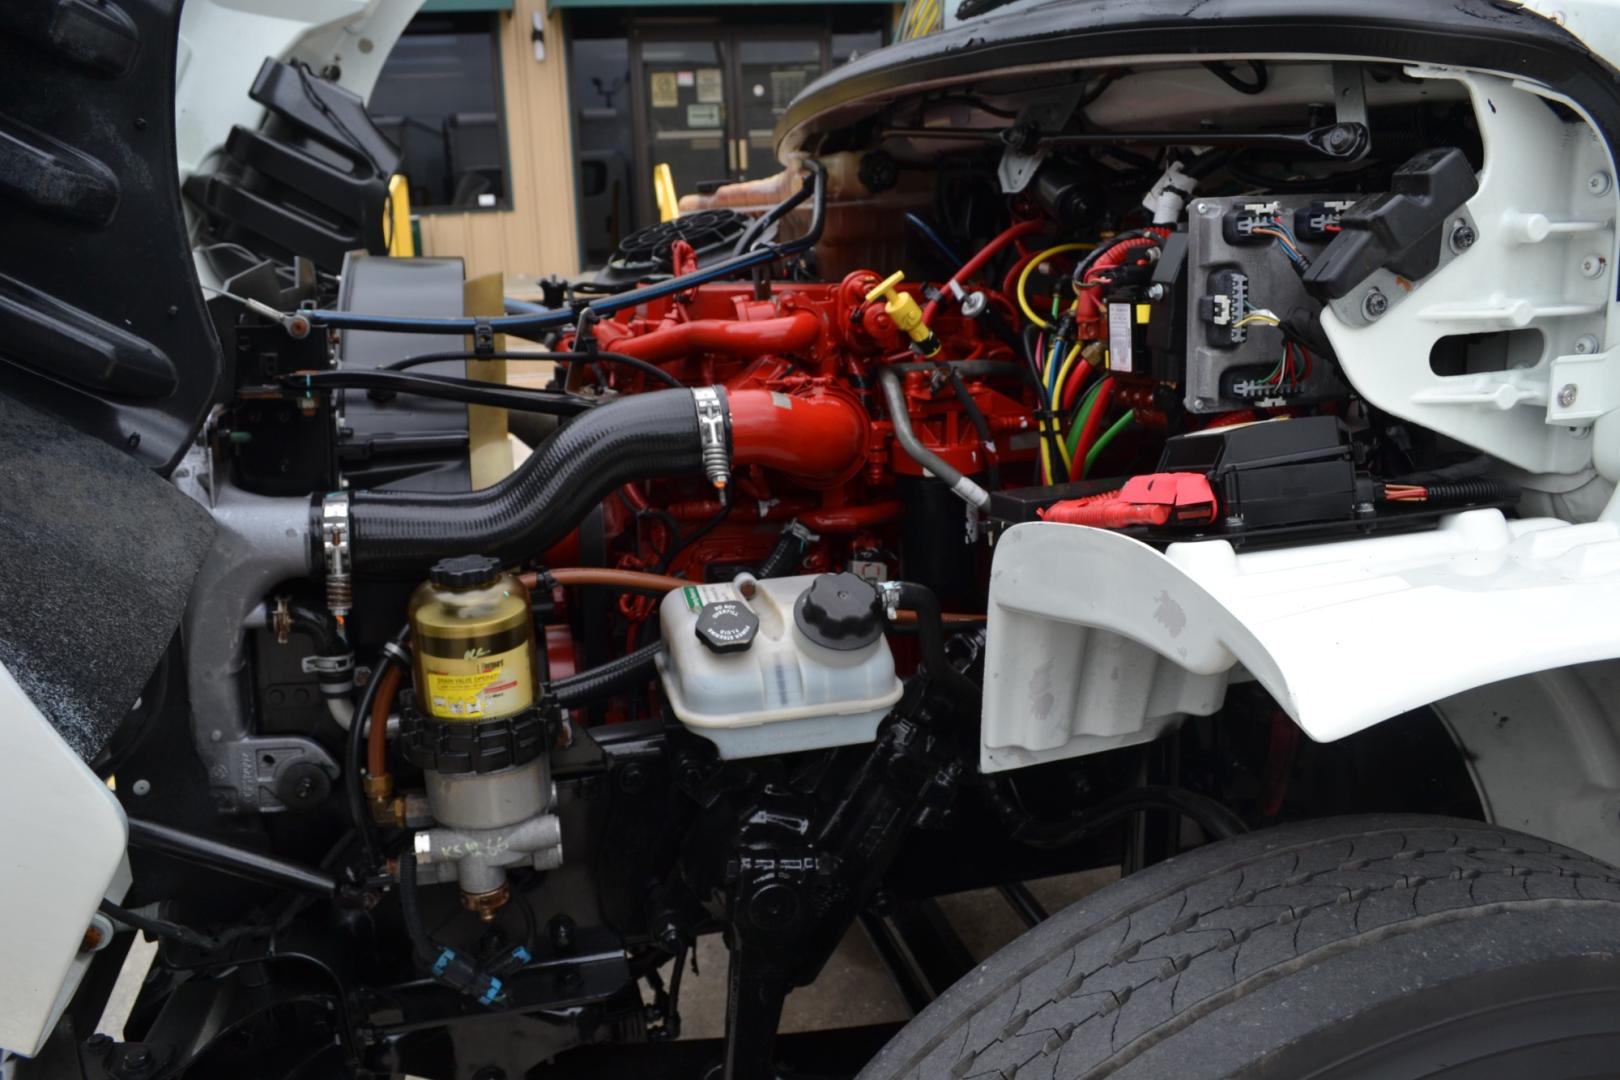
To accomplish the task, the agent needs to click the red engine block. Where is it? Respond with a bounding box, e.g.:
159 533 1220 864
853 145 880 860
547 270 1039 632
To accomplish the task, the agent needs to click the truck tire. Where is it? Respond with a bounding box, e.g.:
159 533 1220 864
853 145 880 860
858 814 1620 1079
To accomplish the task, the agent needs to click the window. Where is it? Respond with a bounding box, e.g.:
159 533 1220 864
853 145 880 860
370 14 510 211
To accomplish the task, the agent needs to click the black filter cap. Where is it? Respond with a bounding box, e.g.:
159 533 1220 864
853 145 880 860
430 554 502 590
695 600 759 654
794 572 883 651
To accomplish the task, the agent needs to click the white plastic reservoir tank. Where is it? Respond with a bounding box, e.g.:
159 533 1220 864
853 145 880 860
656 572 903 759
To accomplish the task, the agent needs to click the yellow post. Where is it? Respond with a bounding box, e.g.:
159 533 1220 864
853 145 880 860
653 163 679 223
387 174 415 257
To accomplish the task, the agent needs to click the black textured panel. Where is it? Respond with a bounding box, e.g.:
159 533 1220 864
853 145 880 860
0 0 222 474
0 396 214 759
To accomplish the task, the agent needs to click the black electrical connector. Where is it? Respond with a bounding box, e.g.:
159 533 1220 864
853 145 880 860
1303 147 1479 301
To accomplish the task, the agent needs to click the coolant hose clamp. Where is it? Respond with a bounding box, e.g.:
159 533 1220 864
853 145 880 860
320 491 353 621
692 386 732 499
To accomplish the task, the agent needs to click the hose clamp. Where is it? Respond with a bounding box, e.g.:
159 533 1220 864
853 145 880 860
693 386 731 500
321 491 353 621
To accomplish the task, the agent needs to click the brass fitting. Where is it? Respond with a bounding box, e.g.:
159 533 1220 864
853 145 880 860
864 271 941 357
460 883 511 922
364 773 395 826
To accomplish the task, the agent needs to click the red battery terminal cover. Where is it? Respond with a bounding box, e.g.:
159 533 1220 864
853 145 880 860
1037 472 1218 529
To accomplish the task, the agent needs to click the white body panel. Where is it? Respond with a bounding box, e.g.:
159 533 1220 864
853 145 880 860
0 662 128 1057
982 511 1620 771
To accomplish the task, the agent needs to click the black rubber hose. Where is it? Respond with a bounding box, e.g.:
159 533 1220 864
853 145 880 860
942 363 1001 492
991 783 1248 850
547 641 663 708
384 349 683 388
344 389 706 575
125 819 338 897
895 582 981 705
285 370 594 416
396 852 437 963
756 521 810 579
287 603 343 654
346 624 408 874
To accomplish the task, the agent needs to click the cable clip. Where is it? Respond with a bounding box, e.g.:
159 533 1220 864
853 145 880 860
472 320 496 356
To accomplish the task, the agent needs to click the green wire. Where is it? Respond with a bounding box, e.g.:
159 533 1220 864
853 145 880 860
1066 378 1108 462
1082 410 1137 478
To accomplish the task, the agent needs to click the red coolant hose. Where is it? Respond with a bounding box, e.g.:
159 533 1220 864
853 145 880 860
922 219 1048 326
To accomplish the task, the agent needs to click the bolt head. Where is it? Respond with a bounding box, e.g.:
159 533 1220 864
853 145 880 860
1589 171 1613 196
1559 383 1580 407
1146 283 1166 301
1362 289 1389 319
1449 222 1477 253
1575 334 1599 355
1581 254 1606 278
131 779 151 796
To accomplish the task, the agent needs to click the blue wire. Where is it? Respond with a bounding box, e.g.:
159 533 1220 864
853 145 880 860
904 212 967 268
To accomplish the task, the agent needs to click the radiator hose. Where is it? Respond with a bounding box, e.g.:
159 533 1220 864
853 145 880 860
338 389 719 575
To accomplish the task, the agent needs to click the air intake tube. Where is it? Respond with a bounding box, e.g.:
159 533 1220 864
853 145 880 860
338 388 719 575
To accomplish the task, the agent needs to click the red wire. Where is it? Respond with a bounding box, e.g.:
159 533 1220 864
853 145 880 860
1070 378 1116 478
923 218 1047 326
1060 359 1094 411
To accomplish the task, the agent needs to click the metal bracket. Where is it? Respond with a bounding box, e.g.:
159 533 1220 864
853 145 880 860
1325 206 1479 328
996 83 1086 194
1332 61 1369 131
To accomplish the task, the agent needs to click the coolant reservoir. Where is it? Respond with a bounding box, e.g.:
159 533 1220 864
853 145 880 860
656 572 903 759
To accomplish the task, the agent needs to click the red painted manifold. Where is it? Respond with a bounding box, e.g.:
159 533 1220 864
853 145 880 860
554 272 1037 594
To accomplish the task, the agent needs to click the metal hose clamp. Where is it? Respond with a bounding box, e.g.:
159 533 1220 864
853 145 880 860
321 491 353 624
692 386 731 500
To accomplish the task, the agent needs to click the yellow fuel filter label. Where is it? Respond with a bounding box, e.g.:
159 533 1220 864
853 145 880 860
423 643 533 720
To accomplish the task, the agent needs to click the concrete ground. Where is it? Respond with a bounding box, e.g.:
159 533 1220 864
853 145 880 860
96 867 1120 1053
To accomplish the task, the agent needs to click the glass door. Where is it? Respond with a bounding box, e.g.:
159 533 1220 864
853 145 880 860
632 29 828 222
733 38 823 182
634 39 731 218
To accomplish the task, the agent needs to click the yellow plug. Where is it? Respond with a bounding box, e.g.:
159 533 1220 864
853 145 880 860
865 271 941 357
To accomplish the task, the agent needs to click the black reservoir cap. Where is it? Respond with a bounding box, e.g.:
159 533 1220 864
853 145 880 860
794 572 883 651
695 600 759 654
430 554 502 590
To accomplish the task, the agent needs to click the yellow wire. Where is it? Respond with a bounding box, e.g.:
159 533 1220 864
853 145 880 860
1050 343 1082 475
1016 242 1096 329
1233 313 1280 328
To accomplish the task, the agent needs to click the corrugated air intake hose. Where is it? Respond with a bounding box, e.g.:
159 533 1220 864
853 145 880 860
338 388 715 576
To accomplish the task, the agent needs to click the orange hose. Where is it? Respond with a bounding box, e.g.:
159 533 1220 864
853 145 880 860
367 663 402 779
520 567 690 593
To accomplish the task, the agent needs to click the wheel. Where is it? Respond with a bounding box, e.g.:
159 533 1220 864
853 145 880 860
859 814 1620 1079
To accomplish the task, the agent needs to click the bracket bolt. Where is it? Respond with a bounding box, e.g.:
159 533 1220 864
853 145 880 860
1588 171 1612 196
1362 289 1389 320
1449 221 1477 253
1559 383 1579 407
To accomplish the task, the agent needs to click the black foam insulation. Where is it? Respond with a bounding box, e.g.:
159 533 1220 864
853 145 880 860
0 395 215 759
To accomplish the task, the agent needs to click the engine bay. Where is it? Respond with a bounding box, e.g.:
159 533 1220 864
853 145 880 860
13 11 1620 1076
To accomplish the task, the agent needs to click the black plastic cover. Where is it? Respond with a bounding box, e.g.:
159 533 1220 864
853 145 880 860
429 554 502 590
0 0 223 474
794 572 884 651
1303 147 1479 300
695 600 760 655
1158 415 1359 530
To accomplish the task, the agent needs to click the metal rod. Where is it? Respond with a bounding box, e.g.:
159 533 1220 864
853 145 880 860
126 818 338 897
998 881 1048 928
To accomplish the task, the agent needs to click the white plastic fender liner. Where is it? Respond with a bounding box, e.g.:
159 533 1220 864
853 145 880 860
0 661 129 1058
981 509 1620 773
